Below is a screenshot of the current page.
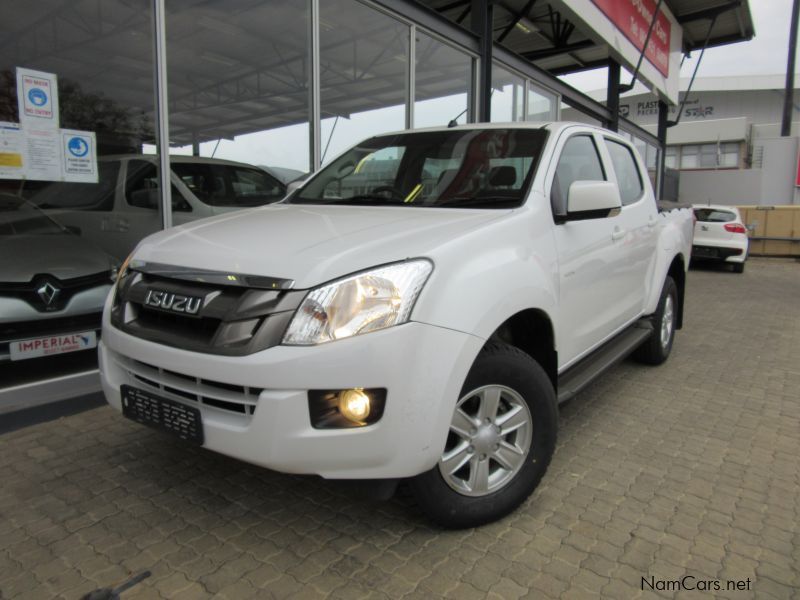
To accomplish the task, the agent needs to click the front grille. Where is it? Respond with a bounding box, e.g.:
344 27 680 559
0 312 101 341
0 271 111 312
115 354 263 416
111 268 304 355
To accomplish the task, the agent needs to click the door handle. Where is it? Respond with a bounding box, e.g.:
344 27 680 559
612 228 626 241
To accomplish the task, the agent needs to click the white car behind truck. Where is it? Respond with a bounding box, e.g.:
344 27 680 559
99 123 693 527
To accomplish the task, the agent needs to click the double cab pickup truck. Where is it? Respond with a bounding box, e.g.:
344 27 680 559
100 123 693 528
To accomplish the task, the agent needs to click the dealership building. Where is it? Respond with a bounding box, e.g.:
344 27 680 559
0 0 755 408
564 74 800 205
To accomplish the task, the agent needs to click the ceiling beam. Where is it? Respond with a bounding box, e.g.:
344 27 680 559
521 39 594 60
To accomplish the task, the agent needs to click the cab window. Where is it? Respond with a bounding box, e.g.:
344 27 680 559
605 139 644 205
551 135 605 216
126 160 191 212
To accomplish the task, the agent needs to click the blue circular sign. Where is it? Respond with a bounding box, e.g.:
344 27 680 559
28 88 48 107
67 137 89 157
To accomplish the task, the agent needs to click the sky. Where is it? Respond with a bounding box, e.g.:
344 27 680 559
181 0 798 173
561 0 797 92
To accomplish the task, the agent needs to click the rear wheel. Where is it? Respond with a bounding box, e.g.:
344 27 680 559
410 343 557 528
732 262 745 274
634 276 677 365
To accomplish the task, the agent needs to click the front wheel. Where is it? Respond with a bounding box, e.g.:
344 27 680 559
409 343 557 529
634 276 678 365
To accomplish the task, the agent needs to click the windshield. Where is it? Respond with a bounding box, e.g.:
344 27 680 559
291 128 548 209
0 195 68 235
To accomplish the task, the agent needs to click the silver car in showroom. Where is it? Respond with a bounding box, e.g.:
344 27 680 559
0 194 116 363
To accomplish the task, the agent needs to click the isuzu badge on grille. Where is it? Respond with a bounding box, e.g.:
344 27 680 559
143 289 202 315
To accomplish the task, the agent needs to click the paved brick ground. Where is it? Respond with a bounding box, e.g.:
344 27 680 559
1 258 798 599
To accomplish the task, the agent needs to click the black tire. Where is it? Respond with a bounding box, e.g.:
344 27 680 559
634 276 678 365
409 342 558 529
732 262 745 274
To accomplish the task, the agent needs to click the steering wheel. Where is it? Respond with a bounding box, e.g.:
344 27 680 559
370 185 405 201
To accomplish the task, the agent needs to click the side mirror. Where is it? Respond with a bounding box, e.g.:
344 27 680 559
565 181 622 219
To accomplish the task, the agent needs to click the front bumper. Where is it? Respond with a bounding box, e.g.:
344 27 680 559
99 314 483 479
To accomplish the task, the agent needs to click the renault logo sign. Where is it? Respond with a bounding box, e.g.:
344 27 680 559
37 282 60 308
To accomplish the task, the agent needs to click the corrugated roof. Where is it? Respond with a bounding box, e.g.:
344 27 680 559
420 0 755 74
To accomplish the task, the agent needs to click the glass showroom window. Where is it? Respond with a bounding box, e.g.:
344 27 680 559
414 32 472 129
320 1 408 164
527 85 557 121
165 0 309 207
0 0 161 388
491 65 525 122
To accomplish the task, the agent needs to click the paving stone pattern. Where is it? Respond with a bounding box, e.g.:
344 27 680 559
1 258 798 599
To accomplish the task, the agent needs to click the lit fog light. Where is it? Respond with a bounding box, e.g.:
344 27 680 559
338 388 371 422
308 388 386 429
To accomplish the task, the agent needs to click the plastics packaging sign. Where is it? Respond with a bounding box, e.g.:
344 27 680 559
16 67 60 129
590 0 671 77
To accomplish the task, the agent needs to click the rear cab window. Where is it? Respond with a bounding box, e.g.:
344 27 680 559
604 139 644 206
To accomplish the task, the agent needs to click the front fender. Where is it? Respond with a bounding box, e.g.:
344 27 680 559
412 204 559 345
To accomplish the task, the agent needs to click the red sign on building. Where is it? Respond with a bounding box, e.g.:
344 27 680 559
591 0 671 77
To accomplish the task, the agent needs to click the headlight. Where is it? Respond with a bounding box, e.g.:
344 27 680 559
114 253 134 284
282 259 433 345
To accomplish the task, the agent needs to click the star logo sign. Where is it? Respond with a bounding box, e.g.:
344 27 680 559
37 282 60 307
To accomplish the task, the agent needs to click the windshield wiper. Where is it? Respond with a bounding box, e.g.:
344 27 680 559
440 196 520 208
297 195 403 206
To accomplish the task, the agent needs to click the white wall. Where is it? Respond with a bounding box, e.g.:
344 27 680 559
678 137 799 205
679 170 764 205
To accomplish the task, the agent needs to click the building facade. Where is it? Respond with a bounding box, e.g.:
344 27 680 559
565 75 800 206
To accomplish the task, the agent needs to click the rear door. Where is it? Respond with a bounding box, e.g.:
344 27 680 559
600 136 659 321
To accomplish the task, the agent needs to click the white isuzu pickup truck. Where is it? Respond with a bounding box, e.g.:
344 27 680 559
99 123 692 527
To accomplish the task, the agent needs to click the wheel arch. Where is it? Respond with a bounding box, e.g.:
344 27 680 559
667 254 686 329
486 308 558 389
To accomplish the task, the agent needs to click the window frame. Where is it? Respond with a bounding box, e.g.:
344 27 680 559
548 132 608 220
603 137 645 207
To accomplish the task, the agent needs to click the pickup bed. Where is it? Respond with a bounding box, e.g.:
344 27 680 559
99 123 693 527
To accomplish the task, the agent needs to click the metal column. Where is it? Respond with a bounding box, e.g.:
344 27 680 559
309 0 321 171
606 60 621 132
471 0 493 122
153 0 172 229
407 24 416 129
657 100 669 200
782 0 800 136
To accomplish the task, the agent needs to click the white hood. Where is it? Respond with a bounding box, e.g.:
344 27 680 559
133 204 510 288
